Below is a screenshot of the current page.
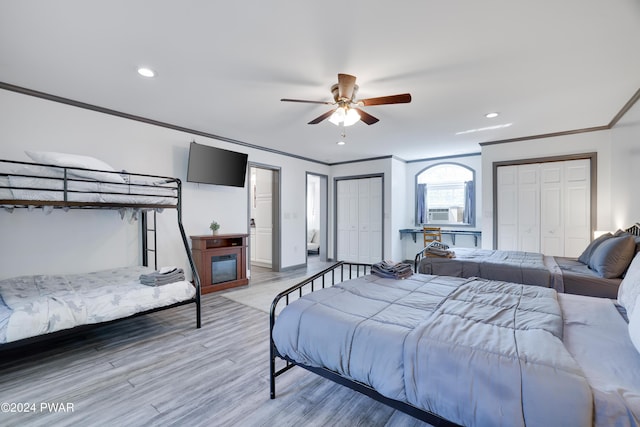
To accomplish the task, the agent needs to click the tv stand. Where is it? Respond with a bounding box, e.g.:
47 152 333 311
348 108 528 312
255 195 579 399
191 234 249 294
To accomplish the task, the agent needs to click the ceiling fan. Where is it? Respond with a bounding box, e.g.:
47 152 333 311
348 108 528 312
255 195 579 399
281 73 411 126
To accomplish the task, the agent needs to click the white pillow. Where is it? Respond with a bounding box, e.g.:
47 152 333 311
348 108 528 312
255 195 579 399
25 150 125 183
629 298 640 354
618 252 640 315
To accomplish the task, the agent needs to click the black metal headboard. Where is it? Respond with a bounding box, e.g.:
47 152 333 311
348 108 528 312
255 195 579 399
626 223 640 236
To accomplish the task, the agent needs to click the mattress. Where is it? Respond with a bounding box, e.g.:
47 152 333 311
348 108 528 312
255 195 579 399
0 163 178 207
417 247 564 291
0 266 195 343
559 293 640 426
273 273 640 426
555 256 621 299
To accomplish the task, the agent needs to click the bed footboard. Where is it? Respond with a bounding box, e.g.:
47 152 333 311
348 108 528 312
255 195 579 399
415 246 427 272
269 261 371 398
268 261 460 426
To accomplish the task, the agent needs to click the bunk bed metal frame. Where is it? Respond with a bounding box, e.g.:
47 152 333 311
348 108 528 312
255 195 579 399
0 159 201 351
269 261 460 427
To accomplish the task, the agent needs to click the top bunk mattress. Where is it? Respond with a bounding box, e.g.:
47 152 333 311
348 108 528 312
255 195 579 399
0 159 179 209
0 266 195 344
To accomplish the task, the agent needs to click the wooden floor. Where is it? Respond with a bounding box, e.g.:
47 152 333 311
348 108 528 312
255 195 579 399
0 259 431 427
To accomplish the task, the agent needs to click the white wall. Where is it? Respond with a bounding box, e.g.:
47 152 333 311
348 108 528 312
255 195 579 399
480 130 613 249
611 98 640 230
390 157 407 261
0 89 329 279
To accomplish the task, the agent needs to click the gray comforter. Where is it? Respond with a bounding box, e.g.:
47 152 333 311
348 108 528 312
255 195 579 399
417 248 564 291
272 273 592 427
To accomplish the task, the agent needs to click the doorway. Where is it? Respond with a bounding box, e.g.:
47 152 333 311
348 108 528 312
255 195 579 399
248 164 281 271
306 173 328 264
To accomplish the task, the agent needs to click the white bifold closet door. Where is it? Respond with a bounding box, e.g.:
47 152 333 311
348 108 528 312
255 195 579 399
540 160 591 256
497 159 590 257
336 177 382 264
497 164 540 252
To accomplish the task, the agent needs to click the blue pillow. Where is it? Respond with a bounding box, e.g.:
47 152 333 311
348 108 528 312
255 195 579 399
578 232 612 265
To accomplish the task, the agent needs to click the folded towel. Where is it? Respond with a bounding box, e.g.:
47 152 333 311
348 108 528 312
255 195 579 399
423 241 456 258
139 268 185 286
372 260 413 279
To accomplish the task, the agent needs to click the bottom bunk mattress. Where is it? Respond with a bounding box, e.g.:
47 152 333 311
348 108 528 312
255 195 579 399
272 273 640 427
416 247 564 291
0 266 196 344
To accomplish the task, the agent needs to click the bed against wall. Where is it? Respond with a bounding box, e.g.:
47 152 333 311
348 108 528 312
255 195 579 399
0 153 201 348
415 225 640 298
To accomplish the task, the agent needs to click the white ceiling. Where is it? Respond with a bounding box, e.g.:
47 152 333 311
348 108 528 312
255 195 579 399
1 1 639 164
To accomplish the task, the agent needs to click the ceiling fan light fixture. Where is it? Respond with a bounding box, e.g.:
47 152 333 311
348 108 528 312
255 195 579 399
329 107 360 127
328 107 346 125
344 108 361 126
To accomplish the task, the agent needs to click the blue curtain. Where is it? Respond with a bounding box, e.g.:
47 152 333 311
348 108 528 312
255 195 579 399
463 180 475 225
417 183 427 224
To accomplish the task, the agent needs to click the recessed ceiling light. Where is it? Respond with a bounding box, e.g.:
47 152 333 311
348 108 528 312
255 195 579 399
337 141 346 146
137 67 156 78
485 112 499 118
456 123 512 135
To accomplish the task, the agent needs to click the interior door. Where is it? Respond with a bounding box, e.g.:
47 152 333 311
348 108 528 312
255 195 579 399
517 164 540 252
364 177 383 263
497 166 518 250
336 179 358 262
540 162 564 256
497 158 591 256
336 176 383 263
252 167 273 267
563 159 590 257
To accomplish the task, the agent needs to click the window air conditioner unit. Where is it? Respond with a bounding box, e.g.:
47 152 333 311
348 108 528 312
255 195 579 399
428 208 449 222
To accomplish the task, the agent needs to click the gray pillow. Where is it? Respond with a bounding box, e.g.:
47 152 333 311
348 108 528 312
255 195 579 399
578 232 612 265
588 235 636 279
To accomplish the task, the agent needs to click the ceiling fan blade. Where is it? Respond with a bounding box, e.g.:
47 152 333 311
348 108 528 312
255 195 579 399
359 93 412 106
355 108 379 125
281 98 334 105
337 73 357 100
308 109 336 125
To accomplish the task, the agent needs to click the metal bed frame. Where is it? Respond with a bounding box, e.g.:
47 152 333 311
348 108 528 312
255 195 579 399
269 261 460 427
0 159 201 351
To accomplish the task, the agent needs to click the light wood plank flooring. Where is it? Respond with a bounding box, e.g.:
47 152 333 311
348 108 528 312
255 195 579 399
0 260 431 427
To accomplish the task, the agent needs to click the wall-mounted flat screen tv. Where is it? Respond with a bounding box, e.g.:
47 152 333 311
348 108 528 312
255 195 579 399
186 142 248 187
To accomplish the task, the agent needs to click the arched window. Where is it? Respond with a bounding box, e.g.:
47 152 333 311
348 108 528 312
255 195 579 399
415 163 475 227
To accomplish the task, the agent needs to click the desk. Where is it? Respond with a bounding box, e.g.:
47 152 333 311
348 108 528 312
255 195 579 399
399 228 482 246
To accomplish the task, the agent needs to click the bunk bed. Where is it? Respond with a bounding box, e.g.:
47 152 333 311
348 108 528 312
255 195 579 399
270 260 640 426
414 225 640 299
0 156 201 348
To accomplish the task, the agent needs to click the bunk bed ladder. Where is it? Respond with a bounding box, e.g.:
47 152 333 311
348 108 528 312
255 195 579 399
141 210 158 270
138 180 201 329
176 180 202 329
